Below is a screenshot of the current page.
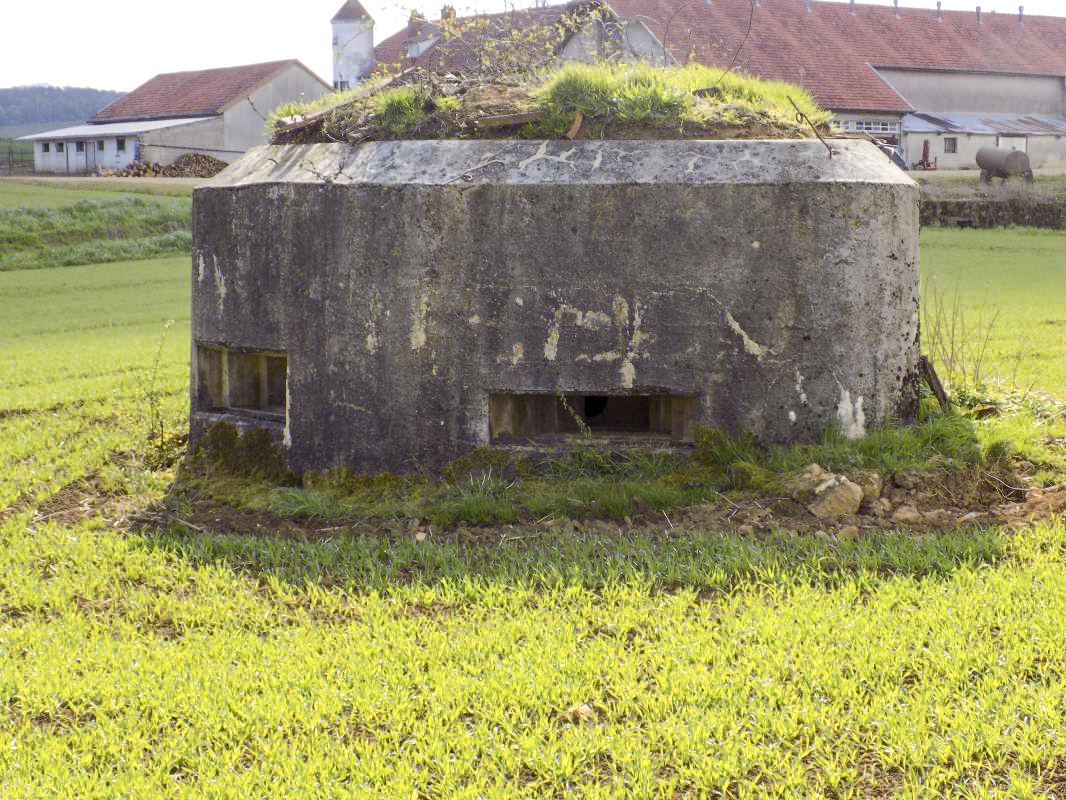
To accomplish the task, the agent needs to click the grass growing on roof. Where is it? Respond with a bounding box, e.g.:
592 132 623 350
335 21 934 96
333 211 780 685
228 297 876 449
534 62 830 134
273 62 831 142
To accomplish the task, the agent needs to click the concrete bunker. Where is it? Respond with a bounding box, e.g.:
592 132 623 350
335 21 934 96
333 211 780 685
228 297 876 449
191 138 920 474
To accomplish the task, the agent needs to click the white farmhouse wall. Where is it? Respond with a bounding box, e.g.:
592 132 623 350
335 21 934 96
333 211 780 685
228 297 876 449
33 135 137 173
877 68 1065 116
333 18 374 86
903 131 997 169
1025 136 1066 169
140 118 227 165
221 64 330 158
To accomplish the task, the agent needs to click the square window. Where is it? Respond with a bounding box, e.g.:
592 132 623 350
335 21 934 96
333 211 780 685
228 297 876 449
195 343 287 417
56 142 64 153
97 140 104 151
116 137 125 152
42 142 50 153
75 141 84 153
944 137 958 154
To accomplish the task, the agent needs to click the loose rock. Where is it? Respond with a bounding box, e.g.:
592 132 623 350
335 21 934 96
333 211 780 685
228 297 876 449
891 504 925 526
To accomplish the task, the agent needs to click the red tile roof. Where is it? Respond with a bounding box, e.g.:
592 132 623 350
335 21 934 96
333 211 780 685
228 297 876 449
373 0 1066 113
609 0 1066 112
332 0 372 23
91 60 321 123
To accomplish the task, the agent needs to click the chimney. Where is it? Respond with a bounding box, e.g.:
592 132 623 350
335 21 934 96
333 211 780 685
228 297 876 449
804 0 811 11
936 2 942 22
894 0 900 19
1019 5 1025 25
977 6 982 25
849 0 855 15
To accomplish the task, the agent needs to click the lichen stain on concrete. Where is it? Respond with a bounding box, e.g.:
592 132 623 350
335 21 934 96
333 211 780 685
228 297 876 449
543 305 613 361
836 389 867 439
467 314 481 326
518 142 577 170
511 343 524 365
680 151 715 173
196 251 207 282
725 311 770 360
365 296 382 354
593 351 621 363
212 260 227 314
794 368 810 405
620 301 646 389
410 293 430 351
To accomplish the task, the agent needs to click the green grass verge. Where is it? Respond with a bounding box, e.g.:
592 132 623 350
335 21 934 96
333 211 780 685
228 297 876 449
0 194 191 270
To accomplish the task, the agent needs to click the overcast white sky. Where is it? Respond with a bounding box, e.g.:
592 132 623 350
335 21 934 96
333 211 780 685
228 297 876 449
1 0 1064 91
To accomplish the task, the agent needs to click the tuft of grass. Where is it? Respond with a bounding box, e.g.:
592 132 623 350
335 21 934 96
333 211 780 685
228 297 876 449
691 413 984 488
535 62 829 133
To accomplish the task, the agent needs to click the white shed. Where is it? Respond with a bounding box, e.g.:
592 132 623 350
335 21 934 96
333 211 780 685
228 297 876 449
20 60 330 175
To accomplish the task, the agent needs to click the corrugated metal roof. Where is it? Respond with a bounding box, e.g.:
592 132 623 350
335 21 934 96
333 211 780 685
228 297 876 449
902 113 1066 135
18 117 213 141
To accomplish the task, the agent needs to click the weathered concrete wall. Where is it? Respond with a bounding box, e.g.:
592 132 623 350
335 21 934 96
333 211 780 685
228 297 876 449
192 139 920 474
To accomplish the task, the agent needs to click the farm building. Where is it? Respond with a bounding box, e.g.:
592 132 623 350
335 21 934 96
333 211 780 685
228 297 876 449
336 0 1066 171
22 61 330 174
902 113 1066 170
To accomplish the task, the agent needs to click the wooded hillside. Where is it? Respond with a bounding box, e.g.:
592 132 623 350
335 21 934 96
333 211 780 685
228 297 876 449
0 85 123 128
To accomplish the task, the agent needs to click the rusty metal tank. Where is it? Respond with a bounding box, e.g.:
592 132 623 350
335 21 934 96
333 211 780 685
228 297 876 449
977 146 1034 182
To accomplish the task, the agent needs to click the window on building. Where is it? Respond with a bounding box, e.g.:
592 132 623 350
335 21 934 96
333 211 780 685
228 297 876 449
838 120 851 132
55 142 64 153
75 141 84 153
855 120 898 133
97 140 104 151
116 137 125 152
489 393 696 443
334 80 349 91
196 343 287 417
944 137 958 154
41 142 49 153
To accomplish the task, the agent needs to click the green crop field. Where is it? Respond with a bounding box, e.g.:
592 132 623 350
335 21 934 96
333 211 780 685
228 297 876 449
5 179 1066 797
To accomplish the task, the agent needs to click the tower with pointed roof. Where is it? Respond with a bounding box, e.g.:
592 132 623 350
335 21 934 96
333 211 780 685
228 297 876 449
332 1 375 90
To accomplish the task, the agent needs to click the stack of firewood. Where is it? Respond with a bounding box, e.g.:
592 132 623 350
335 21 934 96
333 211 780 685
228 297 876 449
98 153 227 178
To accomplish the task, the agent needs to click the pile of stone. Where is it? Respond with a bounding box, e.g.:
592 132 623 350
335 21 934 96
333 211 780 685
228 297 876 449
99 153 227 179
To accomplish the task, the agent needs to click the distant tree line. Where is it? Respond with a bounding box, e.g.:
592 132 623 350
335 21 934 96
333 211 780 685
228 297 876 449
0 85 124 126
